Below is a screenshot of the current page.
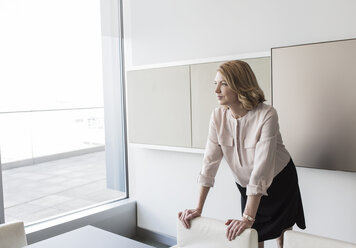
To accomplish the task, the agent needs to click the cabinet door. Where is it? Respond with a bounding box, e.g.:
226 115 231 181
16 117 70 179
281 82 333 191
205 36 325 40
272 39 356 172
191 57 271 149
190 62 224 149
127 66 191 147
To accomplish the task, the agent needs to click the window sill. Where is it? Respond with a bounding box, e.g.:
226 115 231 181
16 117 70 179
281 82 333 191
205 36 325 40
25 197 132 235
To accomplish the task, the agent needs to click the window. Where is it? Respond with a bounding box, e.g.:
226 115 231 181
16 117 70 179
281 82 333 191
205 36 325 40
0 0 127 224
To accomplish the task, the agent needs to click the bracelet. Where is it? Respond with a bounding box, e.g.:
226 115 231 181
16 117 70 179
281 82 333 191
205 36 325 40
242 213 255 222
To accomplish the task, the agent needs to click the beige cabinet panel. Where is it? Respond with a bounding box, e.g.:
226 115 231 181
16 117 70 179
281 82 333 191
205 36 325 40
272 39 356 172
190 62 224 149
127 66 191 147
191 57 271 148
247 57 271 104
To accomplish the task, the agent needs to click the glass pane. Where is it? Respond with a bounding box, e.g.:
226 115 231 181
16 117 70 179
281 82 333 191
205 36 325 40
0 0 126 224
30 109 104 157
0 113 33 164
0 0 104 112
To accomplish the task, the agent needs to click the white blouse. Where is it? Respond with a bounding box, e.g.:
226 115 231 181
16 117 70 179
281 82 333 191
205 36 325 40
197 103 291 196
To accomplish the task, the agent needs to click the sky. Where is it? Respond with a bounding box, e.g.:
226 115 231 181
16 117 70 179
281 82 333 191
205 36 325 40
0 0 104 112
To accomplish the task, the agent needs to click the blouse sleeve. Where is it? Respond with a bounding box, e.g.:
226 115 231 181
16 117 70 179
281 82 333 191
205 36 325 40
246 109 279 196
197 111 223 187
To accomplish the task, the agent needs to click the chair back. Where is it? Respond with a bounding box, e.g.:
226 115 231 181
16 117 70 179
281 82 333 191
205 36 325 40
172 216 258 248
0 221 27 248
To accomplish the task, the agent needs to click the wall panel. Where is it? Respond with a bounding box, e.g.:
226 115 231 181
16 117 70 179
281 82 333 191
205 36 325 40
127 66 191 147
191 57 271 148
272 39 356 172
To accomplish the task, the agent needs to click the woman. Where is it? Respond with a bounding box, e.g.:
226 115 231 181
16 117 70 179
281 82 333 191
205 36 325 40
178 60 306 248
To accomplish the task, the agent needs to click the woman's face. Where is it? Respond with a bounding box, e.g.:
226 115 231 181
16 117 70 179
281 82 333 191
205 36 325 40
214 71 239 106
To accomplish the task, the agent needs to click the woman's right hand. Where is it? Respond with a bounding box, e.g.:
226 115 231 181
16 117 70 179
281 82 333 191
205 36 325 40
178 208 202 229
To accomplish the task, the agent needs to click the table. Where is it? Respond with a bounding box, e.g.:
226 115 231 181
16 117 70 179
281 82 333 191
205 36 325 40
26 225 155 248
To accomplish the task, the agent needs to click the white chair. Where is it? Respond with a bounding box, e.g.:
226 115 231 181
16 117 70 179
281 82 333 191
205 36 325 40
284 230 356 248
171 216 258 248
0 221 27 248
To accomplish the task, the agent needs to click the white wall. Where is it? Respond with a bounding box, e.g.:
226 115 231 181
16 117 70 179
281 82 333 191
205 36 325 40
124 0 356 246
123 0 356 68
128 147 356 247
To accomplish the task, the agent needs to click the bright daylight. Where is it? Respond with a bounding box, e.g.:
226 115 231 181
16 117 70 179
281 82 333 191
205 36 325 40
0 0 124 225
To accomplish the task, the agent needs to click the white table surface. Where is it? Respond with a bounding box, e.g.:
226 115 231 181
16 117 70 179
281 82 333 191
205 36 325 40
26 225 155 248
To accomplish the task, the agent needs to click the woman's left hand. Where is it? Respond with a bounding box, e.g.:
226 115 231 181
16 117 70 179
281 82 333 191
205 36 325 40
225 218 254 241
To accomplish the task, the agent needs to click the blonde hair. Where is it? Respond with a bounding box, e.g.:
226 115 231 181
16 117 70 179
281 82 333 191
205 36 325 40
218 60 266 110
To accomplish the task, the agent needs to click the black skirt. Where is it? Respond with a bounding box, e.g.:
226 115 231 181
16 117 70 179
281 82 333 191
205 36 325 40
236 158 306 242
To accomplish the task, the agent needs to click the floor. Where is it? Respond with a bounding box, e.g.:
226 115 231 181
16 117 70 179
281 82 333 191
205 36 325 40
133 236 171 248
2 151 125 223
